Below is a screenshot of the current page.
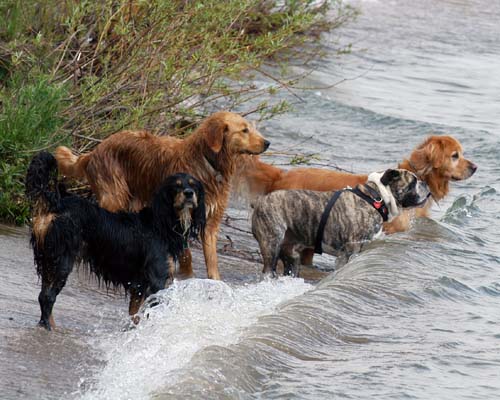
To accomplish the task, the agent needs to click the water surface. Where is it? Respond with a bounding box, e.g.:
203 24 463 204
1 0 499 398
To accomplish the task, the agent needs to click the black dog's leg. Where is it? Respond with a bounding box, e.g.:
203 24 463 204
145 260 170 301
38 255 74 330
38 283 57 330
130 260 169 324
129 287 145 318
142 280 167 311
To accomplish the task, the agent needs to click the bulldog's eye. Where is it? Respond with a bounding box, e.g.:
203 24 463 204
242 127 249 133
451 152 459 160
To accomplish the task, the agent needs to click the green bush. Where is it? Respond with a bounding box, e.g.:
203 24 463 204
0 0 356 224
0 76 68 224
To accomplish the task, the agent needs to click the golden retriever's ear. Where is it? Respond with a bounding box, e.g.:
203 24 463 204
409 140 434 176
427 138 447 169
204 118 227 153
409 137 446 175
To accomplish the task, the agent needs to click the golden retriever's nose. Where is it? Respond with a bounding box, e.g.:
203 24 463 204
184 188 194 198
263 140 271 150
470 162 478 174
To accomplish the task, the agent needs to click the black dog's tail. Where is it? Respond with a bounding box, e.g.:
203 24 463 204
25 151 61 218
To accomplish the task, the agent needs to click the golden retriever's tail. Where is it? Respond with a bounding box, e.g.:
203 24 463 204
54 146 90 179
233 155 283 198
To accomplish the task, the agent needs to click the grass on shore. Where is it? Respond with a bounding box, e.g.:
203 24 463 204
0 76 68 223
0 0 356 225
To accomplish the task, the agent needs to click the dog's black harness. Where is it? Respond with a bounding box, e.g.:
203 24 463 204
314 186 389 254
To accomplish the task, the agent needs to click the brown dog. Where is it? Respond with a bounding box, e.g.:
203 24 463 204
238 135 477 264
55 111 270 280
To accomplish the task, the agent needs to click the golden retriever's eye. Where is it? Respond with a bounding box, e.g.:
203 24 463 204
242 127 249 133
188 179 194 185
451 152 459 160
176 180 182 186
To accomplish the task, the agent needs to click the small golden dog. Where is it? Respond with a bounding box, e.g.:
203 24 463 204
55 111 270 280
238 135 477 265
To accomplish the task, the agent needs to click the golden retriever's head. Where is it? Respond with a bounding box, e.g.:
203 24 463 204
406 135 477 199
201 111 270 155
410 136 477 180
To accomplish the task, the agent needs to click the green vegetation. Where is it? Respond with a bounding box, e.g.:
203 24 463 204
0 0 356 224
290 153 321 165
0 76 68 223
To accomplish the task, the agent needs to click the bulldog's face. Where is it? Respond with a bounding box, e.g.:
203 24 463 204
381 169 431 208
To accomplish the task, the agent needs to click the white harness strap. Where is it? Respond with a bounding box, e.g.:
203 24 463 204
367 172 400 221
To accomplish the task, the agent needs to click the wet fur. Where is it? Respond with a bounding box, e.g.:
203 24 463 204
55 111 269 280
252 169 430 276
238 135 476 264
26 151 206 330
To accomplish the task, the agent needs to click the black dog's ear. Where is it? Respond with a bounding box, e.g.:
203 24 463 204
151 183 176 234
380 169 400 186
190 180 206 240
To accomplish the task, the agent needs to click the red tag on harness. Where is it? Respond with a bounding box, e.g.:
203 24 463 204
373 201 382 209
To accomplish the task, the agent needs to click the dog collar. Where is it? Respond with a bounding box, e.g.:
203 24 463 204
203 154 224 183
349 186 389 222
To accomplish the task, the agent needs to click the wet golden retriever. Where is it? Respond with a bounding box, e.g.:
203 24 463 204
238 135 477 264
55 111 270 280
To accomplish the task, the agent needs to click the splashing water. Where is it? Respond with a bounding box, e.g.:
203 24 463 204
81 278 312 400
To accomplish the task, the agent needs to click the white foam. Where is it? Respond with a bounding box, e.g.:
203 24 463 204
81 277 312 400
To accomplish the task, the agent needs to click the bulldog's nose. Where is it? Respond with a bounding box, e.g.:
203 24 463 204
470 162 478 173
263 140 271 150
184 188 194 198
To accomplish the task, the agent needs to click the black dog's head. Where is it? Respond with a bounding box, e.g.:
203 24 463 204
152 173 206 243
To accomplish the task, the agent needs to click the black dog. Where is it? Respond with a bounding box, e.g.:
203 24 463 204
25 151 205 330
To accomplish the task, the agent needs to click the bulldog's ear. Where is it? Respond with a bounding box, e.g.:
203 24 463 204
204 118 228 153
380 169 400 185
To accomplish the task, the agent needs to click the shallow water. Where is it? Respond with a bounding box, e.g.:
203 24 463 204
1 0 500 399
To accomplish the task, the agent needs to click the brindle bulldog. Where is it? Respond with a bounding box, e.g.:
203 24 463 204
252 169 430 276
